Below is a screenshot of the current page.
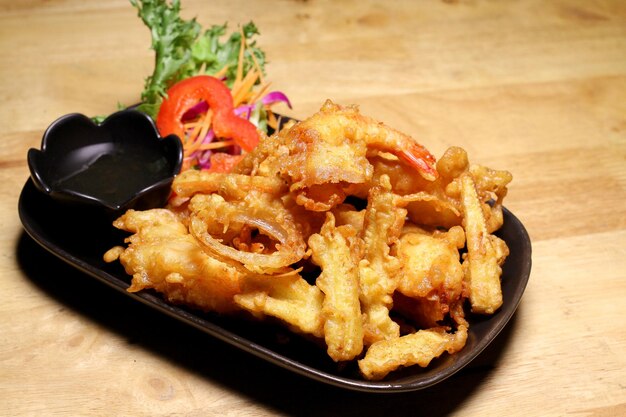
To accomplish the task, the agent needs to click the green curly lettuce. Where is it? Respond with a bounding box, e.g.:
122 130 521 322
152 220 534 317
129 0 266 119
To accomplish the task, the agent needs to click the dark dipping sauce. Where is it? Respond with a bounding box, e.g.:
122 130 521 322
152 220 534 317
53 144 169 207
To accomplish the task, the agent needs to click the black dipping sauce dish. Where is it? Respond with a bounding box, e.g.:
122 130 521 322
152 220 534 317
27 109 183 220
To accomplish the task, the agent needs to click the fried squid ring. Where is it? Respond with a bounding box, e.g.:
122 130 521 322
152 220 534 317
189 194 306 274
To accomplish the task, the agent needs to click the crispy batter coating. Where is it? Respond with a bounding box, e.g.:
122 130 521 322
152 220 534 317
172 169 287 202
188 192 306 274
104 209 244 313
309 213 364 361
237 100 438 211
235 272 324 337
394 225 466 327
358 176 405 344
358 325 468 381
460 172 509 314
105 100 513 380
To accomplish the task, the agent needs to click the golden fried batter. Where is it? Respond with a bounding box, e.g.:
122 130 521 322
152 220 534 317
235 272 325 337
358 325 468 381
237 100 438 211
105 100 513 381
358 176 405 344
460 172 509 314
104 209 244 313
394 225 466 327
309 213 364 362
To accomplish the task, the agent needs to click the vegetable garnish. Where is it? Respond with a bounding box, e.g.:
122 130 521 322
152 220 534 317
156 75 258 172
100 0 292 172
129 0 267 119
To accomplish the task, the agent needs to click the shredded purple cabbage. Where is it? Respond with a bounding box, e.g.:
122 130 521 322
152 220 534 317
234 104 255 119
262 91 292 109
178 90 292 170
197 150 213 170
181 101 209 121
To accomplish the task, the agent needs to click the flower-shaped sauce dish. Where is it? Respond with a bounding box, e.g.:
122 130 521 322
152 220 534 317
27 109 183 216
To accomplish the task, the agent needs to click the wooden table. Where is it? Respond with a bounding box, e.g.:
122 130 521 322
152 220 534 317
1 0 625 415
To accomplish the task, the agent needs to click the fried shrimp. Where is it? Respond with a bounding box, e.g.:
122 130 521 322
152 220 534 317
292 100 438 182
237 100 438 211
105 100 513 381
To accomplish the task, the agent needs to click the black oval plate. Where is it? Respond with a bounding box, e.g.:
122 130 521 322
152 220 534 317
18 178 531 393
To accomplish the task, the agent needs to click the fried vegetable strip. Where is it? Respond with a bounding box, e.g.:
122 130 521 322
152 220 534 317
469 164 513 233
235 273 324 337
460 173 507 314
358 176 405 344
358 325 468 381
309 213 364 362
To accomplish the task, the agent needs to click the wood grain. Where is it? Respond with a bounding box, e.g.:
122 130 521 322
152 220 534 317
1 0 625 416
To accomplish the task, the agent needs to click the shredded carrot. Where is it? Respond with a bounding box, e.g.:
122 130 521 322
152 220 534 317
250 50 265 85
184 121 203 147
248 81 271 105
184 110 213 156
233 26 246 90
267 110 278 130
214 64 230 79
197 109 213 144
198 140 235 150
232 70 259 107
183 121 202 129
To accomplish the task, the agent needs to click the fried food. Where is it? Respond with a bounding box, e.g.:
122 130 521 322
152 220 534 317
103 208 244 313
358 176 405 344
188 192 306 274
234 272 325 337
235 100 438 211
105 100 513 380
359 324 468 381
171 169 287 202
394 225 466 327
309 213 364 361
459 172 510 314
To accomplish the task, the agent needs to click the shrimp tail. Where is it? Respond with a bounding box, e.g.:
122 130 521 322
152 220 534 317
397 142 438 181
